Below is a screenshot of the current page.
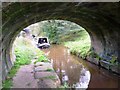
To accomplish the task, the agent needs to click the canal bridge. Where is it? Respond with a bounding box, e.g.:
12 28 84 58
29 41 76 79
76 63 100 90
2 2 120 81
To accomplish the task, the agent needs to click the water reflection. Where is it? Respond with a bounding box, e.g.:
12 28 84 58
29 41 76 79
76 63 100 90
75 67 91 88
42 45 119 88
42 45 90 88
62 70 69 83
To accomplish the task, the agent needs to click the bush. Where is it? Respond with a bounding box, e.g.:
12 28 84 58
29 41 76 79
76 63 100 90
14 37 37 65
15 46 32 65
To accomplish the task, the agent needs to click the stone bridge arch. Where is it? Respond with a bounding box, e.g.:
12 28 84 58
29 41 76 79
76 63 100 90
2 2 120 80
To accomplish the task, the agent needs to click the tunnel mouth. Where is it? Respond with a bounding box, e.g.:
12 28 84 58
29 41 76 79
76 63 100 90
11 19 91 64
8 19 92 88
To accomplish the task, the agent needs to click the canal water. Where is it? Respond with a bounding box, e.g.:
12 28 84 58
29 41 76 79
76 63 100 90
42 45 120 88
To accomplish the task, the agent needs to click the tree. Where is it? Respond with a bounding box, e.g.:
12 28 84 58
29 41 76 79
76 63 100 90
42 20 60 44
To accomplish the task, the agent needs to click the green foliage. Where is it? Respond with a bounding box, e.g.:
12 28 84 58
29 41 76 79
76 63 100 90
88 50 102 61
64 30 91 59
14 37 49 65
42 20 60 44
109 55 117 65
40 20 84 44
46 68 54 72
34 54 49 64
15 46 32 65
2 62 20 88
38 55 49 62
60 30 84 42
2 79 12 89
8 65 20 78
44 76 56 80
62 82 70 88
14 37 39 65
3 37 47 89
58 82 70 89
27 20 86 45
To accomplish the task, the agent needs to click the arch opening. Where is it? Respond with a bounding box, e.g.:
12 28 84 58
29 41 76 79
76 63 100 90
9 19 91 88
11 19 91 66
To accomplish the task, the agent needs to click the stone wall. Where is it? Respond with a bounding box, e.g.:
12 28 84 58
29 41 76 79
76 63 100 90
2 2 120 80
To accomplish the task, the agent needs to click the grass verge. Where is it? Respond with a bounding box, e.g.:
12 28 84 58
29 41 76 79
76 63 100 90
2 37 46 88
64 30 91 59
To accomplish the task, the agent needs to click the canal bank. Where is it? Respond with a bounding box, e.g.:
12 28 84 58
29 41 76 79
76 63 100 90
42 45 120 88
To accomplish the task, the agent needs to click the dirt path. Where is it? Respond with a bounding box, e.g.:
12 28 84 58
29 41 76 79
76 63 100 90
11 59 60 88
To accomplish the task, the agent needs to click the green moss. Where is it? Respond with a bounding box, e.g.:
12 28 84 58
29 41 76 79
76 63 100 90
8 66 20 78
2 63 20 89
46 68 54 72
58 82 70 89
44 76 56 80
2 79 12 89
34 55 49 64
109 55 117 65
